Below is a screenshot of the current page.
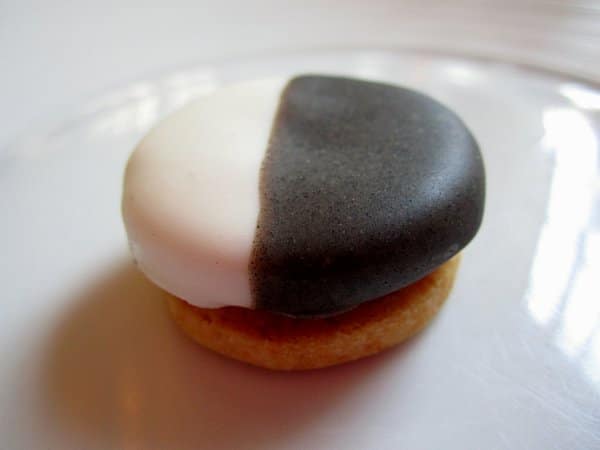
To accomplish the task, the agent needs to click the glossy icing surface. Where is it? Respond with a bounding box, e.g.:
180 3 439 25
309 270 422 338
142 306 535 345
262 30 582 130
251 76 485 316
122 78 285 308
122 75 485 316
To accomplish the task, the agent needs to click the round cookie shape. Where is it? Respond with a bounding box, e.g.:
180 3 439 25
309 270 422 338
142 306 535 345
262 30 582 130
122 75 485 318
251 75 485 317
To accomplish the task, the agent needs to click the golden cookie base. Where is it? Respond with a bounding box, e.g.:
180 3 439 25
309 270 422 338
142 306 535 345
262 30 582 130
167 255 460 370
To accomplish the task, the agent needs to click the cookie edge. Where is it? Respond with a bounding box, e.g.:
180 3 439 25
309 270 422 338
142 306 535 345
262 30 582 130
167 255 460 370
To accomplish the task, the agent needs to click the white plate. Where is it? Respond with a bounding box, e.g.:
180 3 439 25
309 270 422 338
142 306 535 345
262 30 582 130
1 49 599 450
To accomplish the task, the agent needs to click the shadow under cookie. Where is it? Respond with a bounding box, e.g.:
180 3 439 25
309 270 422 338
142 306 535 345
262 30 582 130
39 260 411 449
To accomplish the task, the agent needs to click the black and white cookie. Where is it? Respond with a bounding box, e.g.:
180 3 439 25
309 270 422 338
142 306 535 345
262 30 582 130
122 75 485 318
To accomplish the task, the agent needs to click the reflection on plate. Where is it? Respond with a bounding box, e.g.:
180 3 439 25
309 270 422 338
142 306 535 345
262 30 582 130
1 50 599 449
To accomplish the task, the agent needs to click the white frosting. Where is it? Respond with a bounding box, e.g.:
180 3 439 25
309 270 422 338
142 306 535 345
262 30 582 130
122 78 287 308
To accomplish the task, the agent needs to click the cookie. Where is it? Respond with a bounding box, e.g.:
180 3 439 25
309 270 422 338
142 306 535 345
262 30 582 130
122 75 484 369
167 256 459 370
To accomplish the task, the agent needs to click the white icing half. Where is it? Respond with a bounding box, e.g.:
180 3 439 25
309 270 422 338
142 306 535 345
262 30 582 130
122 78 287 308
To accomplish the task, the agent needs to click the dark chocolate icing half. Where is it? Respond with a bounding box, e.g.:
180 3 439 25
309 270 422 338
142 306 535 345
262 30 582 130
250 75 485 317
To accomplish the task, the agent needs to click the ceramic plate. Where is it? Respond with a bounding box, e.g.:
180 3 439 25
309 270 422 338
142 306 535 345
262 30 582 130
1 49 599 449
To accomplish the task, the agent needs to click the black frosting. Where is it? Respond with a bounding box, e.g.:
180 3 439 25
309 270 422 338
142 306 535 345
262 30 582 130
250 75 485 317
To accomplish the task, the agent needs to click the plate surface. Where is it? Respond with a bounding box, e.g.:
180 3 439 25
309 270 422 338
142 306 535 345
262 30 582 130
1 49 599 449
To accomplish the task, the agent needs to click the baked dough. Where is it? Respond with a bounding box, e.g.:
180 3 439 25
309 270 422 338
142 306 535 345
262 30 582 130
167 255 460 370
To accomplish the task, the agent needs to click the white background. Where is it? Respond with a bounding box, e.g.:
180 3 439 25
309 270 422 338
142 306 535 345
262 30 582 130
2 0 599 147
